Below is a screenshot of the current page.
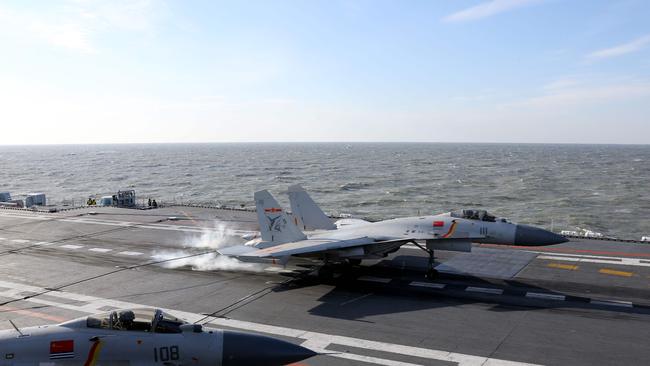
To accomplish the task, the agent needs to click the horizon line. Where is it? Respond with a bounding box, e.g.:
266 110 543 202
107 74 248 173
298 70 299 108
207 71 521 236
0 141 648 147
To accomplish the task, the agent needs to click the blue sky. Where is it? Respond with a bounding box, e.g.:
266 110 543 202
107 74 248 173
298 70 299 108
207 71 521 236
1 0 649 144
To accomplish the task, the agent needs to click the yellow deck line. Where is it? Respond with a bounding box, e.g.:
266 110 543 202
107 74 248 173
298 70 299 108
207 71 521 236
599 268 633 277
547 263 578 270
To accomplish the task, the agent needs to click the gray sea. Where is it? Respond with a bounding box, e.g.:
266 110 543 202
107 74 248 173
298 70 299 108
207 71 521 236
1 143 648 239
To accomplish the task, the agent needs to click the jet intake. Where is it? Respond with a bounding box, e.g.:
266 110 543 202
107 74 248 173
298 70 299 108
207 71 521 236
426 239 472 252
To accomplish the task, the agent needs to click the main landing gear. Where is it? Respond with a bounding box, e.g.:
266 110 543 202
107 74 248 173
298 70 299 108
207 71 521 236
411 241 438 279
316 258 362 280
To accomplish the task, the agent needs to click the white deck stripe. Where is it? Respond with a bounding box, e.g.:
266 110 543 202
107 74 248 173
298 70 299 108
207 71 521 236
537 255 650 267
410 281 446 289
0 279 541 366
358 276 392 283
525 292 566 301
117 251 143 256
0 211 253 236
59 244 84 249
590 299 633 308
11 239 30 243
88 248 112 253
466 286 504 295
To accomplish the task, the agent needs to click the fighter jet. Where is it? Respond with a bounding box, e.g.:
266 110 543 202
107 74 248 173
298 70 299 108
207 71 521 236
220 187 567 279
0 307 316 366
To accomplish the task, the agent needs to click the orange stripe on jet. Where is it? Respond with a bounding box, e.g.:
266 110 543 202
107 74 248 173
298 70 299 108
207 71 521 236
441 221 457 239
83 339 104 366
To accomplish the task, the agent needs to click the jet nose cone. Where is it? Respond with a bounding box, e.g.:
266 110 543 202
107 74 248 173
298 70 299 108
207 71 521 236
222 330 317 366
514 224 568 246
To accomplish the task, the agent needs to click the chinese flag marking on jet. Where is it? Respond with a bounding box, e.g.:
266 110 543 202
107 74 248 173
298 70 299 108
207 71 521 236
50 340 74 359
264 208 282 213
433 221 445 227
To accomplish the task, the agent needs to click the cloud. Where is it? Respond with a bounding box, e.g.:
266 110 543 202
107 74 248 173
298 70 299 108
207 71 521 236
442 0 541 23
508 78 650 108
586 34 650 60
0 0 167 53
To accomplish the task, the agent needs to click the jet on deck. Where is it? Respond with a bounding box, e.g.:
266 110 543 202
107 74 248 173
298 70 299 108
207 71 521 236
0 307 316 366
220 185 567 278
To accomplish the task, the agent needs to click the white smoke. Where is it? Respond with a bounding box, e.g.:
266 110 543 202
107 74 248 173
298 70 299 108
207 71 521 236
151 221 265 272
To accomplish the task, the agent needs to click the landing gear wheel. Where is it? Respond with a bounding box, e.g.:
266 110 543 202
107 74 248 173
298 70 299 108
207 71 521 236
347 259 362 266
409 241 438 281
317 265 334 280
426 268 439 280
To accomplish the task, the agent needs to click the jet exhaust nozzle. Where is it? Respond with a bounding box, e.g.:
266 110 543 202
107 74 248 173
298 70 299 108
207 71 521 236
221 330 317 366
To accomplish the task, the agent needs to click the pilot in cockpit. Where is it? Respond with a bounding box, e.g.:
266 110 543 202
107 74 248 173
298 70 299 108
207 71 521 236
116 310 135 330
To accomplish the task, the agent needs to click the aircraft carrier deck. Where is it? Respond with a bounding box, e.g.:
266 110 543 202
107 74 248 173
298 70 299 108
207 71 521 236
1 206 649 365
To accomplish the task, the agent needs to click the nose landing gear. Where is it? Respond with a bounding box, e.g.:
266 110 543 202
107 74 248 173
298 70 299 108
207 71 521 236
411 241 438 279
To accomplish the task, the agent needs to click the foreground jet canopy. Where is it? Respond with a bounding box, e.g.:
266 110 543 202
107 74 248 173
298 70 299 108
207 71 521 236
220 186 567 278
0 308 316 366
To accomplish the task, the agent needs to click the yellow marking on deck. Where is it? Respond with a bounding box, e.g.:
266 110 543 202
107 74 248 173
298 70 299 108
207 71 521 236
547 263 578 270
599 268 633 277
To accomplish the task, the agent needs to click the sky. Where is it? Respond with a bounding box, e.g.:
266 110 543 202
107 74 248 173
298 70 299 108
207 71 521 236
0 0 649 144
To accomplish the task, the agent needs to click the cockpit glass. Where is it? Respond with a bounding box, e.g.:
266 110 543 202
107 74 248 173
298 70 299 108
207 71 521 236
86 308 185 332
451 210 497 222
153 310 185 334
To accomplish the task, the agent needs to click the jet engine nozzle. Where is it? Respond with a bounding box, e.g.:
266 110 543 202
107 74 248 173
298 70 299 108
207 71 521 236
221 330 317 366
514 224 568 246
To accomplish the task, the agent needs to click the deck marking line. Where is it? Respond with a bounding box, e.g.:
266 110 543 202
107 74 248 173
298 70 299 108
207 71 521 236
590 299 633 308
466 286 503 295
1 305 68 323
88 248 112 253
11 239 30 243
525 292 566 301
59 244 84 249
357 276 392 283
537 255 649 268
409 281 446 289
547 263 578 270
117 251 143 256
598 268 633 277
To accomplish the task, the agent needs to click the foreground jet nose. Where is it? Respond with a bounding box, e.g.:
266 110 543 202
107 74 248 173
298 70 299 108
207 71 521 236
222 330 317 366
514 224 568 246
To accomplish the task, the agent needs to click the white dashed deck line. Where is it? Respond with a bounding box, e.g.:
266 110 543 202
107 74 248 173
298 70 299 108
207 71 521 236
466 286 504 295
117 251 144 256
0 279 542 366
410 281 446 289
590 299 633 308
11 239 30 243
525 292 566 301
59 244 84 250
88 248 112 253
537 254 650 267
357 276 392 283
0 237 6 241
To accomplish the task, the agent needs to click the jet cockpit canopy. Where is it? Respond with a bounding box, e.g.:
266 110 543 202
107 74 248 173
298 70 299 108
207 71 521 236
451 209 498 222
86 308 186 333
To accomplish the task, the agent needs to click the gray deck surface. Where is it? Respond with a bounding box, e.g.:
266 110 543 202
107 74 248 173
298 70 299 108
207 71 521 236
1 206 649 366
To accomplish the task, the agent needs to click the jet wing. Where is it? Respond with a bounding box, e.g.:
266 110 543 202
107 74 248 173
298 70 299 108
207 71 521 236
224 237 412 259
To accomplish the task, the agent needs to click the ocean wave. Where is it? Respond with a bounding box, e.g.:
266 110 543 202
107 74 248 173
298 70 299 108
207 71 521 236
339 182 372 191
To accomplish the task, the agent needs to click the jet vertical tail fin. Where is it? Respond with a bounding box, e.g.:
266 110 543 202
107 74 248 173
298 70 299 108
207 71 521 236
288 185 336 231
255 190 307 245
